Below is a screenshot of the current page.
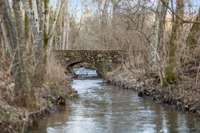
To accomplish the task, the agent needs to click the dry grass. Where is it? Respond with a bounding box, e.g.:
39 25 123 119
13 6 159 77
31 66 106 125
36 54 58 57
46 55 66 82
45 54 72 97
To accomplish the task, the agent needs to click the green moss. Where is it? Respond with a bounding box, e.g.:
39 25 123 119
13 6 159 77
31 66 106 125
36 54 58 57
24 13 29 37
164 64 176 86
44 0 49 13
95 63 108 78
43 29 48 49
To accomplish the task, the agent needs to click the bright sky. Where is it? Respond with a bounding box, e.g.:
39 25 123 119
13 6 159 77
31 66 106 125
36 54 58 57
50 0 81 10
49 0 200 10
49 0 200 21
50 0 83 20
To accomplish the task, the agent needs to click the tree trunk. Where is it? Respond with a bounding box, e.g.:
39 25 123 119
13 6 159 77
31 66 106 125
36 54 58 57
0 0 17 55
12 0 30 106
21 0 46 86
48 0 65 52
100 0 109 49
186 8 200 49
62 0 70 50
154 0 169 86
164 0 184 85
0 20 9 58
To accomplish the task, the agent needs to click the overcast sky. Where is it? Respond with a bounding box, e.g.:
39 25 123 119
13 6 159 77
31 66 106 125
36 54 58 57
49 0 200 21
50 0 82 20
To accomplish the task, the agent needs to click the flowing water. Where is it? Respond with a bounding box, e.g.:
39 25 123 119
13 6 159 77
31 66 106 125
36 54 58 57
31 69 200 133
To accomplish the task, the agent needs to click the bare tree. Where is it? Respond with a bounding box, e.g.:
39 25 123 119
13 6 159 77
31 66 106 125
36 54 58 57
164 0 184 84
154 0 169 86
62 0 70 50
186 8 200 49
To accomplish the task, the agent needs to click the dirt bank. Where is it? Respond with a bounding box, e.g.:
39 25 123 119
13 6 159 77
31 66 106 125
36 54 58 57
106 69 200 116
0 69 77 133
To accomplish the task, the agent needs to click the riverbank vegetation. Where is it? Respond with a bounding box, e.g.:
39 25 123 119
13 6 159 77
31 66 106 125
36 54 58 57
71 0 200 86
1 0 200 132
0 0 74 132
68 0 200 114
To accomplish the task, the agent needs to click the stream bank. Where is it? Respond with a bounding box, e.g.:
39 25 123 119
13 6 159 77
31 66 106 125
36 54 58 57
0 68 76 133
105 69 200 116
28 73 200 133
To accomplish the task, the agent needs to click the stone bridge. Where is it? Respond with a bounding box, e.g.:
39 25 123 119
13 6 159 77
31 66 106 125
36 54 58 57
53 50 127 76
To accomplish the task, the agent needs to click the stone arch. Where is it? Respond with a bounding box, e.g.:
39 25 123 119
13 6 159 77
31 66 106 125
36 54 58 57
66 60 102 77
53 50 127 77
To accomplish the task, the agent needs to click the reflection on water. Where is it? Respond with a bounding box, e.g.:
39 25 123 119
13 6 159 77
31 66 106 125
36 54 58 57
31 79 200 133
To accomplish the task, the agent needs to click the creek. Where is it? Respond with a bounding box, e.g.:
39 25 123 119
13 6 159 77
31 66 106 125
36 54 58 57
30 68 200 133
